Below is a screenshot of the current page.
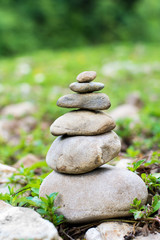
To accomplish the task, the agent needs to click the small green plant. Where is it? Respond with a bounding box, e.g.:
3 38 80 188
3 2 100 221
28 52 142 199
144 151 160 167
127 151 160 175
0 186 30 206
0 163 65 226
128 151 160 228
29 189 65 225
8 161 50 186
141 173 160 194
128 159 145 172
130 196 160 224
0 186 65 226
126 146 140 158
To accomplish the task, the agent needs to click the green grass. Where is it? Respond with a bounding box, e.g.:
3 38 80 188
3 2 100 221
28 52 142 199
0 43 160 164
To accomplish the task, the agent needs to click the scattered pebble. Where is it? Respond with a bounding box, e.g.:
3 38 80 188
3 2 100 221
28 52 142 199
1 102 35 118
13 154 40 169
0 200 60 240
85 222 160 240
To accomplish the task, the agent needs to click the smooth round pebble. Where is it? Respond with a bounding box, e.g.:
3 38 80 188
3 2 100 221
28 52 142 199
39 165 148 223
69 82 104 93
76 71 96 83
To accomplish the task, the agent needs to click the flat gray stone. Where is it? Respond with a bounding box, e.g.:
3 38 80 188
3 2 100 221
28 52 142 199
50 110 116 136
39 165 148 223
76 71 96 83
69 82 104 93
46 131 121 174
57 93 111 110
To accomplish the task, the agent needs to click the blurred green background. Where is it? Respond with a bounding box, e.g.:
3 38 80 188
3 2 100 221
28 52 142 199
0 0 160 165
0 0 160 56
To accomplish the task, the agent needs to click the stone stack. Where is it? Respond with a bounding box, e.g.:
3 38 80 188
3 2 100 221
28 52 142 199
40 71 148 223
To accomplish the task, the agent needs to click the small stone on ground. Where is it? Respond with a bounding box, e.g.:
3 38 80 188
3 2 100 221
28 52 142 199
0 117 36 145
1 102 35 118
0 200 60 240
109 104 139 121
13 153 40 168
85 222 160 240
0 163 16 184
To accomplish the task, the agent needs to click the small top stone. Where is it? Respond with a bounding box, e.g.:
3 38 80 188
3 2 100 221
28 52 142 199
76 71 97 83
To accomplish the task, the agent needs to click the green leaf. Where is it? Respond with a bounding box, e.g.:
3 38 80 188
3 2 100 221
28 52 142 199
31 188 39 196
134 211 144 220
26 196 42 206
152 196 160 214
52 206 59 212
130 198 142 209
133 160 145 170
128 160 145 172
129 209 137 213
49 192 58 199
40 196 48 204
36 208 48 215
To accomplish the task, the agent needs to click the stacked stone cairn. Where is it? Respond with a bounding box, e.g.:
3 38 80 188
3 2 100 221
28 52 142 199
40 71 148 223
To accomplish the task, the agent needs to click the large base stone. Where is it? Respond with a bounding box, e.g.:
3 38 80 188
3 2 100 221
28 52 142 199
39 165 148 223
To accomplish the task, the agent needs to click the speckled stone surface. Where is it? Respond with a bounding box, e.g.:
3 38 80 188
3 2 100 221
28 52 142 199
69 82 104 93
39 165 148 223
57 93 111 110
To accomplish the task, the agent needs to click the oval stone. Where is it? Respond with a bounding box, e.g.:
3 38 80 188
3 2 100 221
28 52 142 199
50 110 116 136
57 93 111 110
46 131 121 174
39 165 148 223
76 71 96 83
69 82 104 93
